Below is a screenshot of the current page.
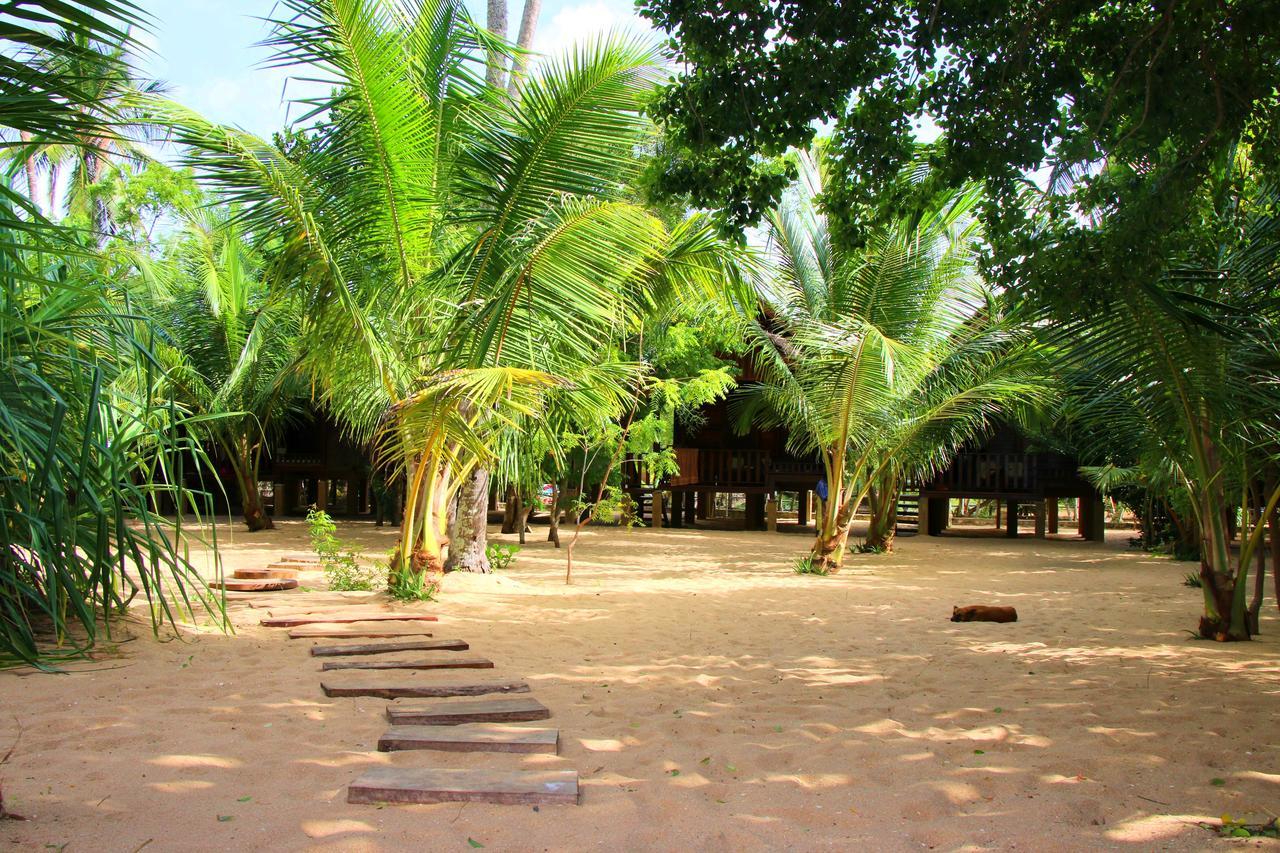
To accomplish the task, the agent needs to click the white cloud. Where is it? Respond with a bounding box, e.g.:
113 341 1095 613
533 0 654 60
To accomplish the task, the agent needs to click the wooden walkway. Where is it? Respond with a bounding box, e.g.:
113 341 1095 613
245 553 579 807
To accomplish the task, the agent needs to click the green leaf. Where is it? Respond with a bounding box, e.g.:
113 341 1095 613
217 815 233 822
1211 777 1227 786
467 839 485 848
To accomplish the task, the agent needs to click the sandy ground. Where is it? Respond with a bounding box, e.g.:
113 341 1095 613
3 520 1278 852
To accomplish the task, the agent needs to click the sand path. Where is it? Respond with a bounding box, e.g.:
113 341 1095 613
3 522 1278 851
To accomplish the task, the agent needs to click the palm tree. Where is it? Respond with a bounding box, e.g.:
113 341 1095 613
736 148 1051 571
135 205 307 531
1057 154 1280 640
154 0 739 591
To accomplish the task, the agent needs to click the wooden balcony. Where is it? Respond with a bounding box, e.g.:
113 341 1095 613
922 452 1088 498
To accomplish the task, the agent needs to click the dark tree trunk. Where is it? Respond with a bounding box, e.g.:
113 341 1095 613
546 482 562 547
501 487 519 534
517 499 533 545
242 483 273 531
445 467 491 573
1198 561 1248 641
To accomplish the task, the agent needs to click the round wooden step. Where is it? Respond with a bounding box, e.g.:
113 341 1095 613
234 568 300 580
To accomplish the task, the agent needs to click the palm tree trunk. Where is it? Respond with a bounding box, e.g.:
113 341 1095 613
444 467 491 573
19 132 40 213
486 0 509 89
506 0 542 97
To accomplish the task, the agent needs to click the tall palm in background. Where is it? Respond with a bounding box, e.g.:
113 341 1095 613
136 206 307 531
6 24 162 231
737 148 1051 571
157 0 740 589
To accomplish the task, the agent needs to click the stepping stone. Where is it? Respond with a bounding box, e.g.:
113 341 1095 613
347 767 578 806
266 562 314 571
278 554 321 564
288 622 434 640
310 639 469 657
235 568 299 580
320 656 493 671
322 679 528 699
387 697 550 726
263 612 438 627
210 578 299 592
378 723 558 754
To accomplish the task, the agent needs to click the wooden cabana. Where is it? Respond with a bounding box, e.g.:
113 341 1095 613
918 426 1106 541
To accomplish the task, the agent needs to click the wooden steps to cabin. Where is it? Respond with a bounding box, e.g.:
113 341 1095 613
310 639 469 657
347 767 578 806
319 655 493 672
321 679 529 700
377 723 558 754
386 696 552 726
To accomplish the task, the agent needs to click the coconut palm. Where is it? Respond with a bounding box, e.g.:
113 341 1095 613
153 0 740 590
134 205 307 531
1057 156 1280 640
736 148 1051 571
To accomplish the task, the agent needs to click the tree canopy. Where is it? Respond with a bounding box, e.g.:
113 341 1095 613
642 0 1280 309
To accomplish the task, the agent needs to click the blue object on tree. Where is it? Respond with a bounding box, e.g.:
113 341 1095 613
815 478 828 501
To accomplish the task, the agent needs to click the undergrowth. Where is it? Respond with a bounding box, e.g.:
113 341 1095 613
306 508 381 591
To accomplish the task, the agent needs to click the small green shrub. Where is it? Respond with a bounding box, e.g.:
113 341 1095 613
792 555 829 576
1183 572 1203 588
306 507 381 591
388 569 438 602
486 543 520 570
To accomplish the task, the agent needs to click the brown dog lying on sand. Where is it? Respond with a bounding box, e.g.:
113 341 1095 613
951 605 1018 623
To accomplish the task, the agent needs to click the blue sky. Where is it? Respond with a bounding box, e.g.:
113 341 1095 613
136 0 652 138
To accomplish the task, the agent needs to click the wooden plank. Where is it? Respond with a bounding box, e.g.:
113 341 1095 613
263 612 438 627
377 724 558 754
347 767 578 806
210 578 299 592
320 656 493 671
288 622 434 640
235 568 299 580
310 639 468 657
322 679 528 699
386 697 550 726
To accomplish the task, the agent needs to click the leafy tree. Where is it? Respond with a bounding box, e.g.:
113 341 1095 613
641 0 1280 311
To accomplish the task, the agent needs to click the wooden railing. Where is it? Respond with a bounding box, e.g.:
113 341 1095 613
627 448 822 489
927 452 1039 494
